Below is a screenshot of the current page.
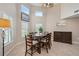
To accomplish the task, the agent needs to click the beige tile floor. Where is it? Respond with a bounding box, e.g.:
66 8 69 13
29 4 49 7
8 41 79 56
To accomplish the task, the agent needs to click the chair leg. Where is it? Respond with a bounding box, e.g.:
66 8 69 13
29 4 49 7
37 43 41 54
48 43 51 49
25 50 27 56
48 41 52 49
37 47 40 54
46 43 48 53
25 48 27 56
31 47 33 56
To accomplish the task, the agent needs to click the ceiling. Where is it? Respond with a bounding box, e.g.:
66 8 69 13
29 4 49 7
31 3 42 7
30 3 55 8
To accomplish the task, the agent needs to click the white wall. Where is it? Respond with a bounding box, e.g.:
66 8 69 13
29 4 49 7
30 6 47 32
46 4 61 33
63 19 79 44
46 4 79 44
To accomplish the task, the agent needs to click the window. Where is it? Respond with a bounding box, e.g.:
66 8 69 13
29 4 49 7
35 11 43 16
22 21 29 37
35 24 43 32
21 5 30 37
4 29 11 44
2 13 13 45
21 5 30 15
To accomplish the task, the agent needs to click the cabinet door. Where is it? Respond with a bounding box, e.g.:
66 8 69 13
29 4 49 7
54 32 62 42
61 3 79 19
61 32 66 43
65 32 72 44
54 31 72 44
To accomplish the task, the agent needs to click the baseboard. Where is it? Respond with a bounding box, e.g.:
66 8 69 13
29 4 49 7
72 41 79 45
5 41 24 56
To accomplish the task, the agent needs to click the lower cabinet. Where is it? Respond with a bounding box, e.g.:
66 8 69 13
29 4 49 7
54 31 72 44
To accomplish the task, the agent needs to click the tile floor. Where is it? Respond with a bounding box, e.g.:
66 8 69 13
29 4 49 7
8 41 79 56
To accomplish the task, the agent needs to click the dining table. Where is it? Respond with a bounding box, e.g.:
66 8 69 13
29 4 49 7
31 32 48 54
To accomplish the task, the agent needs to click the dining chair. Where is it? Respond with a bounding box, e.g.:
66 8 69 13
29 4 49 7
25 34 39 56
41 33 52 53
47 33 52 49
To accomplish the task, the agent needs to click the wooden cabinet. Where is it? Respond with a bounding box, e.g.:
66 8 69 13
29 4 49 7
54 31 72 44
61 3 79 19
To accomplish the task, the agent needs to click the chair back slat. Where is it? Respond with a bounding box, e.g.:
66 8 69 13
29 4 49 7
25 34 38 56
25 35 33 47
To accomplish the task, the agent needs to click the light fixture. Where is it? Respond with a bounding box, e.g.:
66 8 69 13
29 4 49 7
0 18 10 56
43 3 54 8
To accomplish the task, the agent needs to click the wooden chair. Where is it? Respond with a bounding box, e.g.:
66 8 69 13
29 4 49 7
41 33 52 53
47 33 52 49
25 34 39 56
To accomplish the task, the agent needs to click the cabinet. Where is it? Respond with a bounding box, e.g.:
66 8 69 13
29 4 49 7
54 31 72 44
61 3 79 19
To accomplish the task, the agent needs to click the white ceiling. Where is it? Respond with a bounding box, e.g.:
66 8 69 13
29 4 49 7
31 3 42 7
30 3 56 7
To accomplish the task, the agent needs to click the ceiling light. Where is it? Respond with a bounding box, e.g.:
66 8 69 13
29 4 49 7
43 3 54 8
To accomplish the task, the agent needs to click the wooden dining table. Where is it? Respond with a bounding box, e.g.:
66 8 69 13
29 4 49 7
32 32 48 54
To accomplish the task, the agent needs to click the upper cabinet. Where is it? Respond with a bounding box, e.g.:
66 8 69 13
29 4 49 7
61 3 79 19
